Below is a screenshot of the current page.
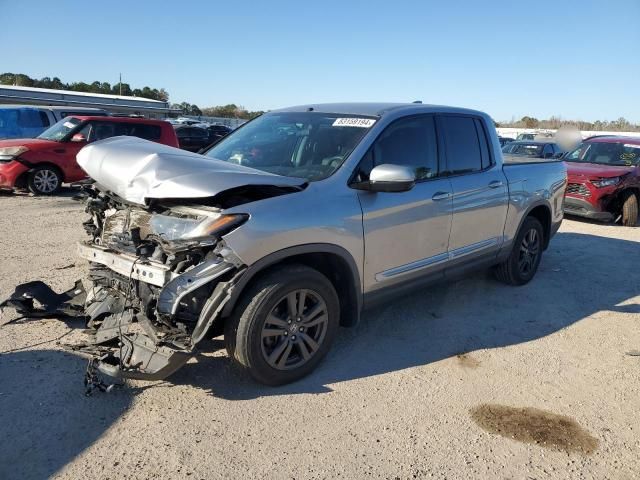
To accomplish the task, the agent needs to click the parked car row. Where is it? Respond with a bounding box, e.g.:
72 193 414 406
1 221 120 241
502 140 565 159
0 116 179 194
498 134 640 226
174 124 231 152
1 102 638 230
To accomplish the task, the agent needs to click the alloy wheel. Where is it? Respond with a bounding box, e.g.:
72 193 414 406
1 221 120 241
518 228 540 275
260 289 329 370
33 169 59 194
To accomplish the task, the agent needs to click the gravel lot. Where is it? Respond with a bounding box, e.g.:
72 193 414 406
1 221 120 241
1 191 639 480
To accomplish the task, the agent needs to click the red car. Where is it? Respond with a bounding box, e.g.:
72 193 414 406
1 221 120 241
0 116 179 194
564 136 640 226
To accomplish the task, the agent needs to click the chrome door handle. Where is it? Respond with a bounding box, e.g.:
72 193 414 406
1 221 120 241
432 191 451 201
489 180 504 189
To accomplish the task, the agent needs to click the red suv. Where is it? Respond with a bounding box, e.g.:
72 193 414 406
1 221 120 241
0 116 179 194
564 136 640 226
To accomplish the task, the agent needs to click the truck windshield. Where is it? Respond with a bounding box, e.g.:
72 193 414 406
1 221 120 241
37 117 82 141
565 142 640 166
203 112 376 181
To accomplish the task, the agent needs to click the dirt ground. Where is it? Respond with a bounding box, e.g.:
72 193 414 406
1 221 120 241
1 190 639 480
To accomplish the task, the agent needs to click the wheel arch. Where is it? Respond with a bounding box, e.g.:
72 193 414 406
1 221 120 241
222 244 362 327
515 202 552 250
15 161 65 188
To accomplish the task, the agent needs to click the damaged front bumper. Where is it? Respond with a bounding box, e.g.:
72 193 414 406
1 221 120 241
2 242 244 381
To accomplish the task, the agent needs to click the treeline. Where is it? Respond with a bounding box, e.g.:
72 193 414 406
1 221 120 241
0 72 169 102
498 116 640 132
172 102 264 119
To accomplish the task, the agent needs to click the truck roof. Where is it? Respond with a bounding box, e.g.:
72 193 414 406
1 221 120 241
273 102 488 118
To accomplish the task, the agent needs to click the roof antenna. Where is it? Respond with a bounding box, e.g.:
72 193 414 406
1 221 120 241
412 100 422 104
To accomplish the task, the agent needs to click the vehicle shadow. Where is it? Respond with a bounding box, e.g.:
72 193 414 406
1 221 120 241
169 231 640 398
0 348 134 480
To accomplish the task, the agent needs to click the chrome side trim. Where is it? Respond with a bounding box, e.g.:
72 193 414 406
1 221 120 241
375 252 449 281
376 236 502 281
448 237 500 260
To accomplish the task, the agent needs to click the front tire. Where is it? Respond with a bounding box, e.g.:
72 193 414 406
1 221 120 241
225 264 340 385
494 217 544 286
621 191 638 227
27 166 62 195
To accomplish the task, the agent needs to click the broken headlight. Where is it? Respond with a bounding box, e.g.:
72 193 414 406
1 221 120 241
590 177 621 188
149 213 248 242
0 146 29 162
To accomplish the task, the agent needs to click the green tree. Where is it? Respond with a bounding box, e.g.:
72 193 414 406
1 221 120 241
14 74 35 87
520 116 539 128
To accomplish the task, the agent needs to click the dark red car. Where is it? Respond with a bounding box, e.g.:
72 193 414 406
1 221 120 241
564 136 640 226
0 116 179 194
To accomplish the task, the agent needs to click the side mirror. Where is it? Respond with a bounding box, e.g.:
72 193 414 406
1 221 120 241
353 164 416 193
70 133 87 143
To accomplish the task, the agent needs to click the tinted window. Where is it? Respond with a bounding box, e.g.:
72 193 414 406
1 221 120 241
128 124 161 140
440 115 482 174
475 118 492 169
17 109 49 128
176 128 191 138
357 115 439 181
191 128 207 138
79 121 162 142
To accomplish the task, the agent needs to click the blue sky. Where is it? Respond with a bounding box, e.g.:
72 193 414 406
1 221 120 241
2 0 639 122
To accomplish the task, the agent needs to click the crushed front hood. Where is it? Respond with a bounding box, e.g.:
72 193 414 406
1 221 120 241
77 136 305 205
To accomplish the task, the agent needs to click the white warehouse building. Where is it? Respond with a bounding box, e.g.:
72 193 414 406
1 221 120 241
0 84 179 118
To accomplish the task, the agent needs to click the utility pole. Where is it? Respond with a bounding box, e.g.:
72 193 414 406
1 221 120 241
119 73 122 96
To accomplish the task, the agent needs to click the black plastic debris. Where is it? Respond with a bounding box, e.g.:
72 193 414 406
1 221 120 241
0 280 86 320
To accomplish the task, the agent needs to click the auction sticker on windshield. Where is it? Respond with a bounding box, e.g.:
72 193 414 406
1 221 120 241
332 118 376 128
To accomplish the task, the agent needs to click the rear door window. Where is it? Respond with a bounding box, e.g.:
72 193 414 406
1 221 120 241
439 115 483 174
82 121 162 142
127 124 162 141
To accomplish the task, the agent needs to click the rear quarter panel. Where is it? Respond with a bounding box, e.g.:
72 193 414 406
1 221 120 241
502 160 567 245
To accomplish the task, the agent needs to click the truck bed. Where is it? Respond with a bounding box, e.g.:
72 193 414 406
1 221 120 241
503 154 563 165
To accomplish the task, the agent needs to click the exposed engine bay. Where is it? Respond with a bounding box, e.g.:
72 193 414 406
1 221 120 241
1 138 309 386
4 189 242 381
0 185 287 383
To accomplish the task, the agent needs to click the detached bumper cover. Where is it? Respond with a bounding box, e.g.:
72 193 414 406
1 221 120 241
0 160 29 189
563 196 614 222
1 244 244 382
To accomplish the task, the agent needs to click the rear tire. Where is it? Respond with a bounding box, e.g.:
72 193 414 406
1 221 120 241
621 191 638 227
225 264 340 385
27 166 62 195
494 217 544 286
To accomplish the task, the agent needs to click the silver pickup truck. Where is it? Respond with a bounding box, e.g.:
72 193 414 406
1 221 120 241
2 103 567 386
